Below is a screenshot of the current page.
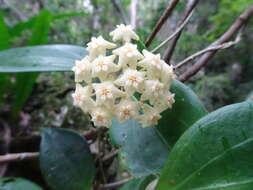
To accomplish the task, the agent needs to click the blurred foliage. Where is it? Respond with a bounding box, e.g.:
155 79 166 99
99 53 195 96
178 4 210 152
0 1 252 189
172 0 253 111
0 0 252 122
208 0 253 40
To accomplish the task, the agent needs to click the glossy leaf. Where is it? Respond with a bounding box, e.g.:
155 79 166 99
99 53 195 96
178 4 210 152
0 178 42 190
0 45 86 72
110 119 170 177
40 128 95 190
157 80 208 146
120 176 155 190
156 101 253 190
110 81 207 177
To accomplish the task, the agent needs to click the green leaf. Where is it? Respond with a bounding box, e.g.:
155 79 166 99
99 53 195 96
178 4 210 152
0 178 42 190
109 119 170 177
0 12 10 50
0 45 86 72
156 101 253 190
27 10 52 46
0 12 11 104
157 80 208 146
133 40 146 51
109 80 207 177
11 10 53 117
120 176 155 190
11 72 39 116
9 11 87 37
8 17 35 37
40 128 95 190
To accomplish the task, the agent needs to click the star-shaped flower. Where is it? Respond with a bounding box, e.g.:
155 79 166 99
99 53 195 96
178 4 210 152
115 99 139 123
93 81 125 106
110 24 139 43
92 55 119 80
114 69 145 94
153 92 175 112
72 56 92 83
72 84 95 113
136 104 161 127
91 106 113 127
113 43 143 69
160 62 175 86
86 36 116 60
141 80 166 104
138 50 165 79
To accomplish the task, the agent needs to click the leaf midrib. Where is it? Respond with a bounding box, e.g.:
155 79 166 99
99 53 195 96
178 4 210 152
172 137 253 190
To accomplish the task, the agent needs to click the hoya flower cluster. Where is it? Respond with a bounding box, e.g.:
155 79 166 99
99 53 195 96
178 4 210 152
72 24 175 128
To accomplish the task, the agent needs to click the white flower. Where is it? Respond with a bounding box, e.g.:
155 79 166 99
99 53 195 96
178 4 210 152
91 107 113 127
110 24 139 43
92 55 119 80
115 99 139 122
72 84 95 113
141 80 165 103
93 81 125 105
153 92 175 112
139 50 163 70
72 25 176 128
113 43 143 69
160 62 175 86
137 104 161 127
114 69 145 94
87 36 116 60
72 56 92 83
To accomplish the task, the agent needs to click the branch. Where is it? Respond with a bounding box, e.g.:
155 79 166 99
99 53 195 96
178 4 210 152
0 152 39 164
110 0 129 25
179 5 253 82
145 0 180 47
163 0 200 63
99 177 132 189
151 10 194 53
174 33 241 69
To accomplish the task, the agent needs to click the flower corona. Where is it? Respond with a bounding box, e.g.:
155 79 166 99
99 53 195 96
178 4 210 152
72 24 175 128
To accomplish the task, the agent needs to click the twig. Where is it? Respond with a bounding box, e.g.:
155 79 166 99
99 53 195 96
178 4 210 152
11 127 103 148
0 152 39 164
174 34 241 69
4 128 105 164
0 145 116 164
163 0 200 63
0 119 11 176
130 0 137 29
179 5 253 82
97 129 107 184
101 149 119 162
151 10 194 53
110 0 129 25
99 177 132 189
145 0 180 47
